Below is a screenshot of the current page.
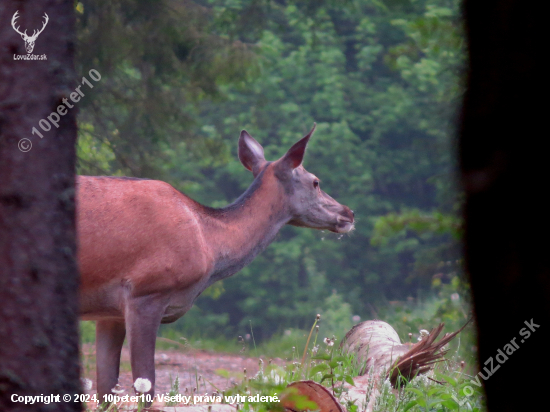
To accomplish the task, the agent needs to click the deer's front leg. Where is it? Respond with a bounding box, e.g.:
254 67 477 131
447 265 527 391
96 320 126 402
125 295 167 403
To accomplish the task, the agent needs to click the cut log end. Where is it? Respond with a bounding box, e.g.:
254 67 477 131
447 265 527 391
281 380 343 412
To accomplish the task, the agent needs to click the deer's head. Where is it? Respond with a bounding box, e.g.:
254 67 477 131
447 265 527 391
12 11 49 54
238 124 355 234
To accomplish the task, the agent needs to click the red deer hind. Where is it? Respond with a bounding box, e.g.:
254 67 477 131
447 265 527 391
77 124 355 401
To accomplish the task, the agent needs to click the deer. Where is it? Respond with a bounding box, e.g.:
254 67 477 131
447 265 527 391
11 11 49 54
77 124 355 402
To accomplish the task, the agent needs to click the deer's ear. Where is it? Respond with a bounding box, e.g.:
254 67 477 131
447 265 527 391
280 123 316 170
239 130 266 176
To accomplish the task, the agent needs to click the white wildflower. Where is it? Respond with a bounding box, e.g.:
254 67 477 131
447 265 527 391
417 329 430 341
411 373 429 387
81 378 92 391
134 378 151 394
324 337 334 347
268 369 284 385
111 384 124 394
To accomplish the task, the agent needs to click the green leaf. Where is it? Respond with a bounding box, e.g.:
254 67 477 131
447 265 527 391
404 400 418 411
329 360 340 368
309 363 329 377
441 399 459 410
428 387 442 396
332 355 346 363
436 373 457 387
344 375 355 386
428 399 444 409
320 373 335 384
405 388 426 398
312 354 332 361
417 397 427 408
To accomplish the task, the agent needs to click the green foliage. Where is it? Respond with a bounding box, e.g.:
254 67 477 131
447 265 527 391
377 279 475 365
371 210 462 247
207 315 483 411
397 371 485 412
75 0 259 177
80 320 96 344
158 305 232 342
317 291 354 341
165 375 180 407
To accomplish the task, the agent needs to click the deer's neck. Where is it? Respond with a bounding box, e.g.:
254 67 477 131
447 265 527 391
200 171 290 283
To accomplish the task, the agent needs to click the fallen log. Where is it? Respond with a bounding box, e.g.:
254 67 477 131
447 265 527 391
281 320 469 412
342 320 470 387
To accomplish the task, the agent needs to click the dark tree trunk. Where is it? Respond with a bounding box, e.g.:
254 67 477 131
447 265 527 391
0 1 81 411
461 1 546 411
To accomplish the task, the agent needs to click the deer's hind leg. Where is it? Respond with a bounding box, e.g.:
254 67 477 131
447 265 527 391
96 320 126 402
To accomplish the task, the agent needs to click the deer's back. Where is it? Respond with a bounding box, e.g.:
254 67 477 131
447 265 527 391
77 176 212 318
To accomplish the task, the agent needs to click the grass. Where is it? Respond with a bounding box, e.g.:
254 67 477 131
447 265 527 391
158 293 476 361
212 315 485 412
80 294 484 411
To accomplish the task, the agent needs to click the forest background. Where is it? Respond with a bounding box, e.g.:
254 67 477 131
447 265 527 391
75 0 470 354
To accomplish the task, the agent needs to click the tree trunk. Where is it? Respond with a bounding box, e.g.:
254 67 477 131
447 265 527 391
0 1 81 411
460 1 546 411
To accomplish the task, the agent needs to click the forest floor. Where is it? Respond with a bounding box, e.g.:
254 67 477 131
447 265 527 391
81 343 285 406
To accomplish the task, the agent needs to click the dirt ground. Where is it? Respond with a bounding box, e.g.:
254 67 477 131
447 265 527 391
81 343 283 399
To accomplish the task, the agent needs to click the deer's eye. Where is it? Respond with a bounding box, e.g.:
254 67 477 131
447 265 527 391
313 180 320 189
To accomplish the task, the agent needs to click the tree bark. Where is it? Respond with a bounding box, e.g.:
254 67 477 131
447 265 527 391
460 1 546 411
0 1 81 411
